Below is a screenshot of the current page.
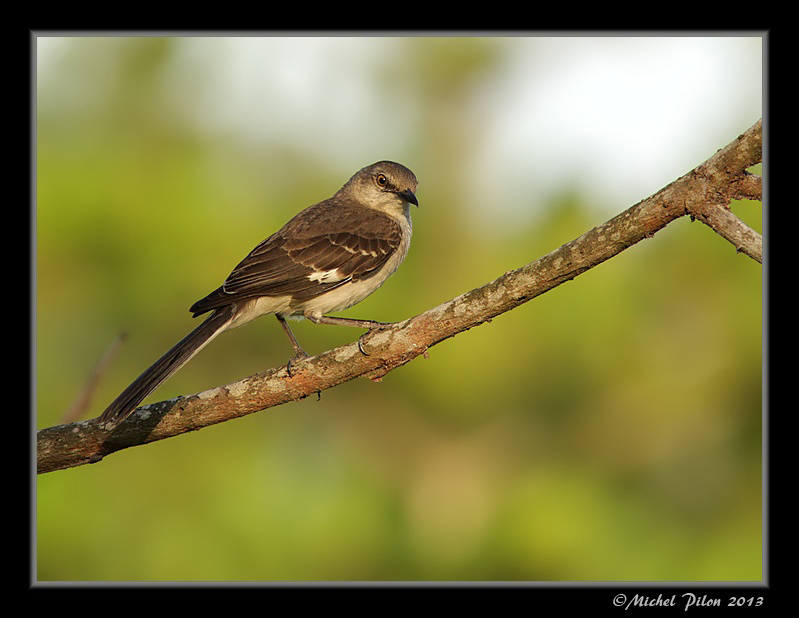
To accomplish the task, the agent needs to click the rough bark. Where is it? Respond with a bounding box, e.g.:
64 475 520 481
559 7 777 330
37 119 763 474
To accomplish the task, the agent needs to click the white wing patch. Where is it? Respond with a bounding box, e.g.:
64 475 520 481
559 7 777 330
308 268 347 283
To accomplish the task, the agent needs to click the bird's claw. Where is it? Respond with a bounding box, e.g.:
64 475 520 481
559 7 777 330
286 352 310 377
358 322 390 356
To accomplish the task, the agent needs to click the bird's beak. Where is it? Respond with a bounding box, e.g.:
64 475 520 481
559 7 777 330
398 188 419 207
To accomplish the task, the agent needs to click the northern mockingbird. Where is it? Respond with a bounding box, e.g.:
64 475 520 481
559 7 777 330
99 161 418 424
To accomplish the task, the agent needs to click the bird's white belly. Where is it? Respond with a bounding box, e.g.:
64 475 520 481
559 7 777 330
226 209 411 329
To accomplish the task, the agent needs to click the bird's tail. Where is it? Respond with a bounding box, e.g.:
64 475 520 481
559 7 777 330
98 306 236 424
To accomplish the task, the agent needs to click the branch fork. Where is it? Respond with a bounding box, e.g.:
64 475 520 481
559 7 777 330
37 119 763 474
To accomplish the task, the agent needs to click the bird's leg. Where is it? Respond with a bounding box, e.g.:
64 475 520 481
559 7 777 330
276 315 309 376
304 313 392 356
304 314 389 329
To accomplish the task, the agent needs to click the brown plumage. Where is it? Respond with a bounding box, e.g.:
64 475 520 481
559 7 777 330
99 161 418 424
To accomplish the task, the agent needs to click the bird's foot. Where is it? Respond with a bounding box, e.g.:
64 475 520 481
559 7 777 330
286 351 310 377
357 322 391 356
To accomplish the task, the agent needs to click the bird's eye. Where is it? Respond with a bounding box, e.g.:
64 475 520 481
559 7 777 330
375 174 388 187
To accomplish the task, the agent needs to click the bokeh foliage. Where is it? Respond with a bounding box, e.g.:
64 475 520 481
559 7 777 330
36 37 762 581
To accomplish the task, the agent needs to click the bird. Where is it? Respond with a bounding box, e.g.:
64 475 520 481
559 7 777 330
98 160 418 424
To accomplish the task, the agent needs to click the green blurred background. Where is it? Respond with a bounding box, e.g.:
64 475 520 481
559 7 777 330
35 36 763 582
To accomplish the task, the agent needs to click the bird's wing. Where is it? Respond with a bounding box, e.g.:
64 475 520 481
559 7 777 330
190 203 402 315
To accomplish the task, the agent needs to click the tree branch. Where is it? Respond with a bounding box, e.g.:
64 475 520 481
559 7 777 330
37 119 763 474
60 332 128 425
